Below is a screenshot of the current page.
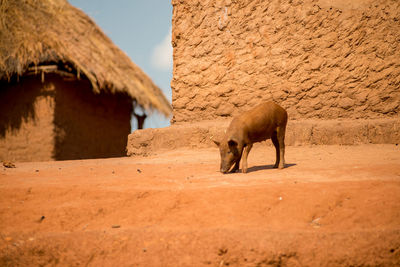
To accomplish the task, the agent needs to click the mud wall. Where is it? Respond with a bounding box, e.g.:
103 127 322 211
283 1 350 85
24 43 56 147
53 76 133 160
0 75 133 162
0 77 55 162
171 0 400 123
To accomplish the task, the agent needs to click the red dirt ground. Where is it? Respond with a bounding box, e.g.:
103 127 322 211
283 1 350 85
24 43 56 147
1 144 400 266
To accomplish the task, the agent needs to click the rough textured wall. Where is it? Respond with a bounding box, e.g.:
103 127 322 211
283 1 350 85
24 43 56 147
171 0 400 123
0 75 132 162
53 76 133 160
0 77 55 162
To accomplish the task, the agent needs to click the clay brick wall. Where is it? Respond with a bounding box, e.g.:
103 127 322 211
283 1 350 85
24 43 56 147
171 0 400 123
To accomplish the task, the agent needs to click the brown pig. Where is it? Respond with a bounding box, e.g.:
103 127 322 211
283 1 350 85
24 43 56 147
213 101 288 173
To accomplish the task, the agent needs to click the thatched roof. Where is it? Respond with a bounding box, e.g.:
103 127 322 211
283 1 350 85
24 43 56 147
0 0 172 116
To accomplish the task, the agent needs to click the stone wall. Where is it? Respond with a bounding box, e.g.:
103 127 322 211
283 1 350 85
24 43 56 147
171 0 400 123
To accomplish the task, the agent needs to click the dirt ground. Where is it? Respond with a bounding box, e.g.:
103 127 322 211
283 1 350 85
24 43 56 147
1 144 400 266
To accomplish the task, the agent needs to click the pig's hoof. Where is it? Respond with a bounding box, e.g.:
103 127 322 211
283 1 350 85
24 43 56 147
242 169 248 173
278 165 285 169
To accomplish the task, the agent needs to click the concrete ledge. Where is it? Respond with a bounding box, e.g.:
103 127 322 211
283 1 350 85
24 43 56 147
127 118 400 156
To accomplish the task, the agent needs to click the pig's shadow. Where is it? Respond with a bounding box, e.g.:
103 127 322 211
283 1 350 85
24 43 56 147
246 163 296 173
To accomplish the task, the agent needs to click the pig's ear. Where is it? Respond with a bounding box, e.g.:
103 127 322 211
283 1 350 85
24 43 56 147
228 139 238 148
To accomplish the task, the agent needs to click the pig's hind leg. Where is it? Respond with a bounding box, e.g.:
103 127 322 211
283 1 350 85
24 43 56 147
271 131 280 168
274 126 286 169
272 127 285 169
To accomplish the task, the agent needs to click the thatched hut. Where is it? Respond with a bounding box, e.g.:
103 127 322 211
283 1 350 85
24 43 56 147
0 0 172 162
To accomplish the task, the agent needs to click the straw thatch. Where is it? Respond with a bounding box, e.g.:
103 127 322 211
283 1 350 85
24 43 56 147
0 0 172 116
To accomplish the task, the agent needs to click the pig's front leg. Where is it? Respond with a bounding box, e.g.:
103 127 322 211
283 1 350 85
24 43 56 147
241 143 253 173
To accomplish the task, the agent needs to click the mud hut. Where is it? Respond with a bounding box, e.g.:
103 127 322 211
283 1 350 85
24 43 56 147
0 0 172 162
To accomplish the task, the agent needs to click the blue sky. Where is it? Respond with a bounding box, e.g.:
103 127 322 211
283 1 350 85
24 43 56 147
69 0 173 129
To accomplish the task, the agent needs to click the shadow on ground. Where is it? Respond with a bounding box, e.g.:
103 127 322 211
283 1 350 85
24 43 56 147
247 163 297 173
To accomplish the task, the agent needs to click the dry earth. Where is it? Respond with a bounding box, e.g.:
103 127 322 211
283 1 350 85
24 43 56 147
1 144 400 266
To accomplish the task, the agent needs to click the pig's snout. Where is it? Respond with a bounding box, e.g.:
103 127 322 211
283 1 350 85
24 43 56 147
219 156 236 174
220 163 231 174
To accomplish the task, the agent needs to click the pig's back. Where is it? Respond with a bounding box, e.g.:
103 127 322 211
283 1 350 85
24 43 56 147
236 102 287 142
